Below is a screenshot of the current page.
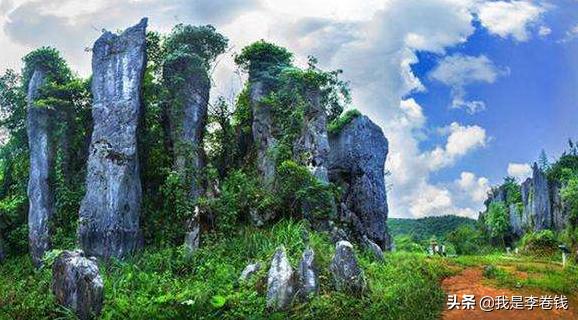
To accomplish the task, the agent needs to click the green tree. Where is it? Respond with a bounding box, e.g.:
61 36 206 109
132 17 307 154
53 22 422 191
538 149 550 171
485 202 510 246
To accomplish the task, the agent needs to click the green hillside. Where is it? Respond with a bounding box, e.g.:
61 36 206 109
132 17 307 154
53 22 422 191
389 215 477 241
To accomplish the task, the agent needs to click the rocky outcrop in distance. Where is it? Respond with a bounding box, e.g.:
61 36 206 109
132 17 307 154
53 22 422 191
27 68 55 267
482 163 571 239
78 18 148 259
52 250 104 320
328 115 392 250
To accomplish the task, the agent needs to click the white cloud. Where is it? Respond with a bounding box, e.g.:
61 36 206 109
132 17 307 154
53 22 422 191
559 23 578 43
507 162 532 181
477 0 545 41
456 171 490 202
538 25 551 37
430 54 508 113
424 122 488 171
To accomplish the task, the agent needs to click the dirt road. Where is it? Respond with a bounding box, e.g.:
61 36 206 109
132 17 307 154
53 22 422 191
441 268 577 320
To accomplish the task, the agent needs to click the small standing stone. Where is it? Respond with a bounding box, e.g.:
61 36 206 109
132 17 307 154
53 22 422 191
329 241 365 294
297 247 318 300
52 250 104 320
266 246 294 310
239 262 261 282
363 236 384 262
183 207 200 256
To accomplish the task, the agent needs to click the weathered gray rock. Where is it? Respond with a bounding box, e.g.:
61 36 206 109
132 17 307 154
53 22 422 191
296 247 318 300
362 235 384 262
78 18 147 259
330 224 349 244
521 163 552 231
239 262 261 282
508 203 524 237
294 87 331 183
184 206 200 256
163 52 210 200
266 246 294 310
251 81 277 187
550 181 570 232
328 115 391 250
52 250 104 320
329 240 365 294
27 68 55 267
294 86 335 225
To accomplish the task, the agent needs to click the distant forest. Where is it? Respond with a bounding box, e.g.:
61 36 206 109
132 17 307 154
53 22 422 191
389 215 477 241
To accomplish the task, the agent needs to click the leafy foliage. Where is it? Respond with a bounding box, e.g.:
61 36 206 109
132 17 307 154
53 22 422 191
485 202 510 245
234 40 293 81
22 47 72 90
519 230 559 256
328 109 361 135
164 24 228 65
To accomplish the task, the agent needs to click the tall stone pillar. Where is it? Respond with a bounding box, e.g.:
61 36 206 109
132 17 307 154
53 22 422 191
27 68 55 267
78 18 147 259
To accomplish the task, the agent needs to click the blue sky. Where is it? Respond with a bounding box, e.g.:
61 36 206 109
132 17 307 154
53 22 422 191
1 0 577 219
413 4 578 184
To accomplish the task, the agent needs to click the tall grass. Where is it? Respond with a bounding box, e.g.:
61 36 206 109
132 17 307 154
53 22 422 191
1 220 455 319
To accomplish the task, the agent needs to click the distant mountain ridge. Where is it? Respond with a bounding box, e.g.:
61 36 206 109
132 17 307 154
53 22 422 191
389 215 477 241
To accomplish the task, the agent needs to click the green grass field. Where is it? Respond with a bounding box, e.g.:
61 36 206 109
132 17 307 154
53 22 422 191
1 220 575 320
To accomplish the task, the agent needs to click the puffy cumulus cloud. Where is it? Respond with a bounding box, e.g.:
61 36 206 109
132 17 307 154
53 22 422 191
423 122 488 171
507 162 532 181
456 171 490 202
477 0 545 41
430 54 508 113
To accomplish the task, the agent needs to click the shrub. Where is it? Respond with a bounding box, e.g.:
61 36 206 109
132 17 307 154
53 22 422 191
519 230 559 256
328 109 361 135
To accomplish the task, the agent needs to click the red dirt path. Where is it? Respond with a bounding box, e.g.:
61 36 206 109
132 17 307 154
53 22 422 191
441 268 577 320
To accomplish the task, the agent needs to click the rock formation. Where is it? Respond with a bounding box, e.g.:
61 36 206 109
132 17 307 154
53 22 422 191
362 235 384 262
239 262 261 282
27 68 55 267
183 207 200 256
52 250 104 320
550 181 571 231
329 240 365 294
521 163 552 230
78 18 147 259
163 52 210 200
294 86 335 224
294 87 331 183
266 246 294 310
163 51 211 254
482 162 572 240
251 81 277 187
328 115 391 250
296 247 318 300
